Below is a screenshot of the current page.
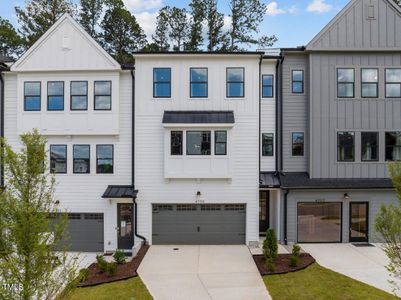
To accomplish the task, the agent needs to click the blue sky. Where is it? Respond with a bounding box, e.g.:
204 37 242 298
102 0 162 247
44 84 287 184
1 0 350 48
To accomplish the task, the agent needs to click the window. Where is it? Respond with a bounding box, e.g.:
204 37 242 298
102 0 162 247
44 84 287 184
73 145 90 174
337 69 355 98
186 131 211 155
361 132 378 161
153 68 171 98
94 81 111 110
226 68 244 97
47 81 64 110
385 69 401 98
170 131 183 155
292 132 304 156
337 131 355 161
50 145 67 174
24 82 41 111
215 131 227 155
262 133 274 156
262 75 274 98
386 132 401 161
361 69 378 98
190 68 208 98
96 145 113 174
71 81 88 110
292 70 304 94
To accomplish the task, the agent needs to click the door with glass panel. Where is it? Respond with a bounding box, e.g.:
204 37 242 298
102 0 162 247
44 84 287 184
259 191 269 235
349 202 369 243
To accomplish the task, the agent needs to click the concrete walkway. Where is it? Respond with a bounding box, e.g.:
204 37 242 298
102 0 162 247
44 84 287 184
138 245 271 300
300 243 401 296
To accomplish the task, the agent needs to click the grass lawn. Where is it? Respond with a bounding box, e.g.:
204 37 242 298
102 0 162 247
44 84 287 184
264 263 399 300
66 277 153 300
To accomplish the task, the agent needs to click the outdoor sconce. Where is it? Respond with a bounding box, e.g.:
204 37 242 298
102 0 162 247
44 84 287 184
343 193 350 200
196 191 201 196
54 200 60 205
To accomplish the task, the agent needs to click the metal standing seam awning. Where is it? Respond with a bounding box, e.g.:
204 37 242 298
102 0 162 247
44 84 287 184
102 185 138 198
259 172 281 188
162 111 235 126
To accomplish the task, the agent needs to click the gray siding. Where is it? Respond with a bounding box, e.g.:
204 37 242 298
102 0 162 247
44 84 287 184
282 54 309 172
309 53 401 178
308 0 401 50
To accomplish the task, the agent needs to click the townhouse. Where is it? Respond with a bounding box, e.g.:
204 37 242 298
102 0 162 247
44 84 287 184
0 0 399 253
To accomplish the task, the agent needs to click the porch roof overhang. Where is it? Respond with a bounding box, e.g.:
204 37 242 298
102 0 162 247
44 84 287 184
259 172 281 188
162 111 235 126
102 185 138 198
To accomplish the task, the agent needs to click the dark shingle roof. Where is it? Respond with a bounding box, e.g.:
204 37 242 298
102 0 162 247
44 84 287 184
260 172 281 188
162 111 235 124
102 185 138 198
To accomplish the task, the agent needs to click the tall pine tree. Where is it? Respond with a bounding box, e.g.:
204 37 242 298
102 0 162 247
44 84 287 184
79 0 104 39
152 6 170 51
186 0 205 51
204 0 228 52
0 17 25 58
167 7 190 51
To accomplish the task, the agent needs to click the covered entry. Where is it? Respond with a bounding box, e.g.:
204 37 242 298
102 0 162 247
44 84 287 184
152 204 246 245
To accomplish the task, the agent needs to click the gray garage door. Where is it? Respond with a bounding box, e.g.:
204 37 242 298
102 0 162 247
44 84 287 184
55 213 104 252
152 204 246 245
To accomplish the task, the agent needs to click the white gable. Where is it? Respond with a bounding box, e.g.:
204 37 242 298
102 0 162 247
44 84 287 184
11 14 120 71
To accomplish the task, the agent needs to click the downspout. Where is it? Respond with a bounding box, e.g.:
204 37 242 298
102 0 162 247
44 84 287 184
0 70 4 188
130 69 146 244
258 54 262 178
284 189 289 245
274 58 280 173
279 56 285 172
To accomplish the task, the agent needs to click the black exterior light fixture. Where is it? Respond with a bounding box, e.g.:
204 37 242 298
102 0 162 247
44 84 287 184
343 193 350 200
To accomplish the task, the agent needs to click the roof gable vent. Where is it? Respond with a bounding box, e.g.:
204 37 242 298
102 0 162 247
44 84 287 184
367 4 376 20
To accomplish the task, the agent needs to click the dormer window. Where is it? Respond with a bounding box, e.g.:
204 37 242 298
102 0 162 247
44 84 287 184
24 82 41 111
47 81 64 111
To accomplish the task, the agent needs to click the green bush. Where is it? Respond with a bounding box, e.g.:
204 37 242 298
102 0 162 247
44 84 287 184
96 255 117 276
266 258 275 272
106 262 117 276
289 255 298 268
77 268 89 282
289 244 301 268
263 229 278 271
113 249 126 264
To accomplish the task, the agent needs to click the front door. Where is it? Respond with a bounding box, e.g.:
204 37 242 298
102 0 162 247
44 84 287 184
349 202 369 243
259 191 270 235
117 203 134 249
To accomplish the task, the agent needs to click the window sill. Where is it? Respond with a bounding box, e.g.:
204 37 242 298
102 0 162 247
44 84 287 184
224 98 245 101
188 98 210 100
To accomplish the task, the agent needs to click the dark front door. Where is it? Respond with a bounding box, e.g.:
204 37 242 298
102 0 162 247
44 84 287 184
259 191 270 235
349 202 369 243
117 203 134 249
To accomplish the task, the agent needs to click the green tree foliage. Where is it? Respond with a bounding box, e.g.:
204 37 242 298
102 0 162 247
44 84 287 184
186 0 206 51
263 228 278 271
79 0 105 39
0 17 25 58
152 7 170 51
167 7 190 51
204 0 229 51
15 0 77 47
101 0 146 63
0 130 79 300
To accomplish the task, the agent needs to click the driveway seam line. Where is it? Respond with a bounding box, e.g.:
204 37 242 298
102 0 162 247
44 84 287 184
197 246 213 300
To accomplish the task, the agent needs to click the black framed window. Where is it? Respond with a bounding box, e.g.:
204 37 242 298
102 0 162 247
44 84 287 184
262 133 274 156
96 145 113 174
50 145 67 174
190 68 208 98
226 68 244 97
292 132 304 156
94 81 111 110
262 75 274 98
170 131 183 155
186 131 211 155
386 132 401 161
292 70 304 94
47 81 64 110
385 69 401 98
361 132 378 161
153 68 171 98
73 145 90 174
337 69 355 98
215 131 227 155
71 81 88 110
24 82 41 111
361 69 378 98
337 131 355 161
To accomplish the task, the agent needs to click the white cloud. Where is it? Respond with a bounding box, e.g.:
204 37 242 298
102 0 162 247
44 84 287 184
266 2 285 16
124 0 162 12
307 0 333 14
223 15 232 32
134 11 158 41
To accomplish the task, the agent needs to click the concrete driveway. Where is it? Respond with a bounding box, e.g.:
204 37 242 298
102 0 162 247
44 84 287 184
138 245 271 300
300 243 401 296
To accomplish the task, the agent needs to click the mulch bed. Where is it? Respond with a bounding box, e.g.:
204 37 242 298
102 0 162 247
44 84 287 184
253 253 315 276
78 244 149 287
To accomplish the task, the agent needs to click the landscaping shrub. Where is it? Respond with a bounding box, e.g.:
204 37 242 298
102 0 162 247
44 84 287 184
113 249 126 264
289 244 301 267
263 229 278 271
106 262 117 276
96 255 117 276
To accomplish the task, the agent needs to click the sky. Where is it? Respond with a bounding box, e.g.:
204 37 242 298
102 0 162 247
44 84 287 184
0 0 350 48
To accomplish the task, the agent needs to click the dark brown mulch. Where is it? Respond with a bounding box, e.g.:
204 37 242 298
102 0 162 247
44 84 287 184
253 253 315 276
78 244 149 287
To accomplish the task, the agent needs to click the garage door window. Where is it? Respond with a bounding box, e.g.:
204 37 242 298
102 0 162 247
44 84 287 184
297 202 342 243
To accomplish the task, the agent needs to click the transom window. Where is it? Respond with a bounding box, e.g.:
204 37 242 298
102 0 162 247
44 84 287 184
190 68 208 98
94 81 111 110
361 69 378 98
292 70 304 94
73 145 90 174
153 68 171 98
50 145 67 174
361 132 378 161
262 133 274 156
24 82 41 111
262 75 274 98
386 132 401 161
337 69 355 98
186 131 211 155
170 131 183 155
226 68 244 98
215 131 227 155
47 81 64 110
385 69 401 98
292 132 304 156
71 81 88 110
96 145 113 174
337 131 355 162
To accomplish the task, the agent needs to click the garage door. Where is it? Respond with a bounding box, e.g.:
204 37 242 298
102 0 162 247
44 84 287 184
152 204 246 245
55 213 104 252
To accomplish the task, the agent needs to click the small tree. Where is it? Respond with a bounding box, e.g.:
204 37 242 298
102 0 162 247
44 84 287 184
263 229 278 271
0 130 79 300
289 244 301 268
